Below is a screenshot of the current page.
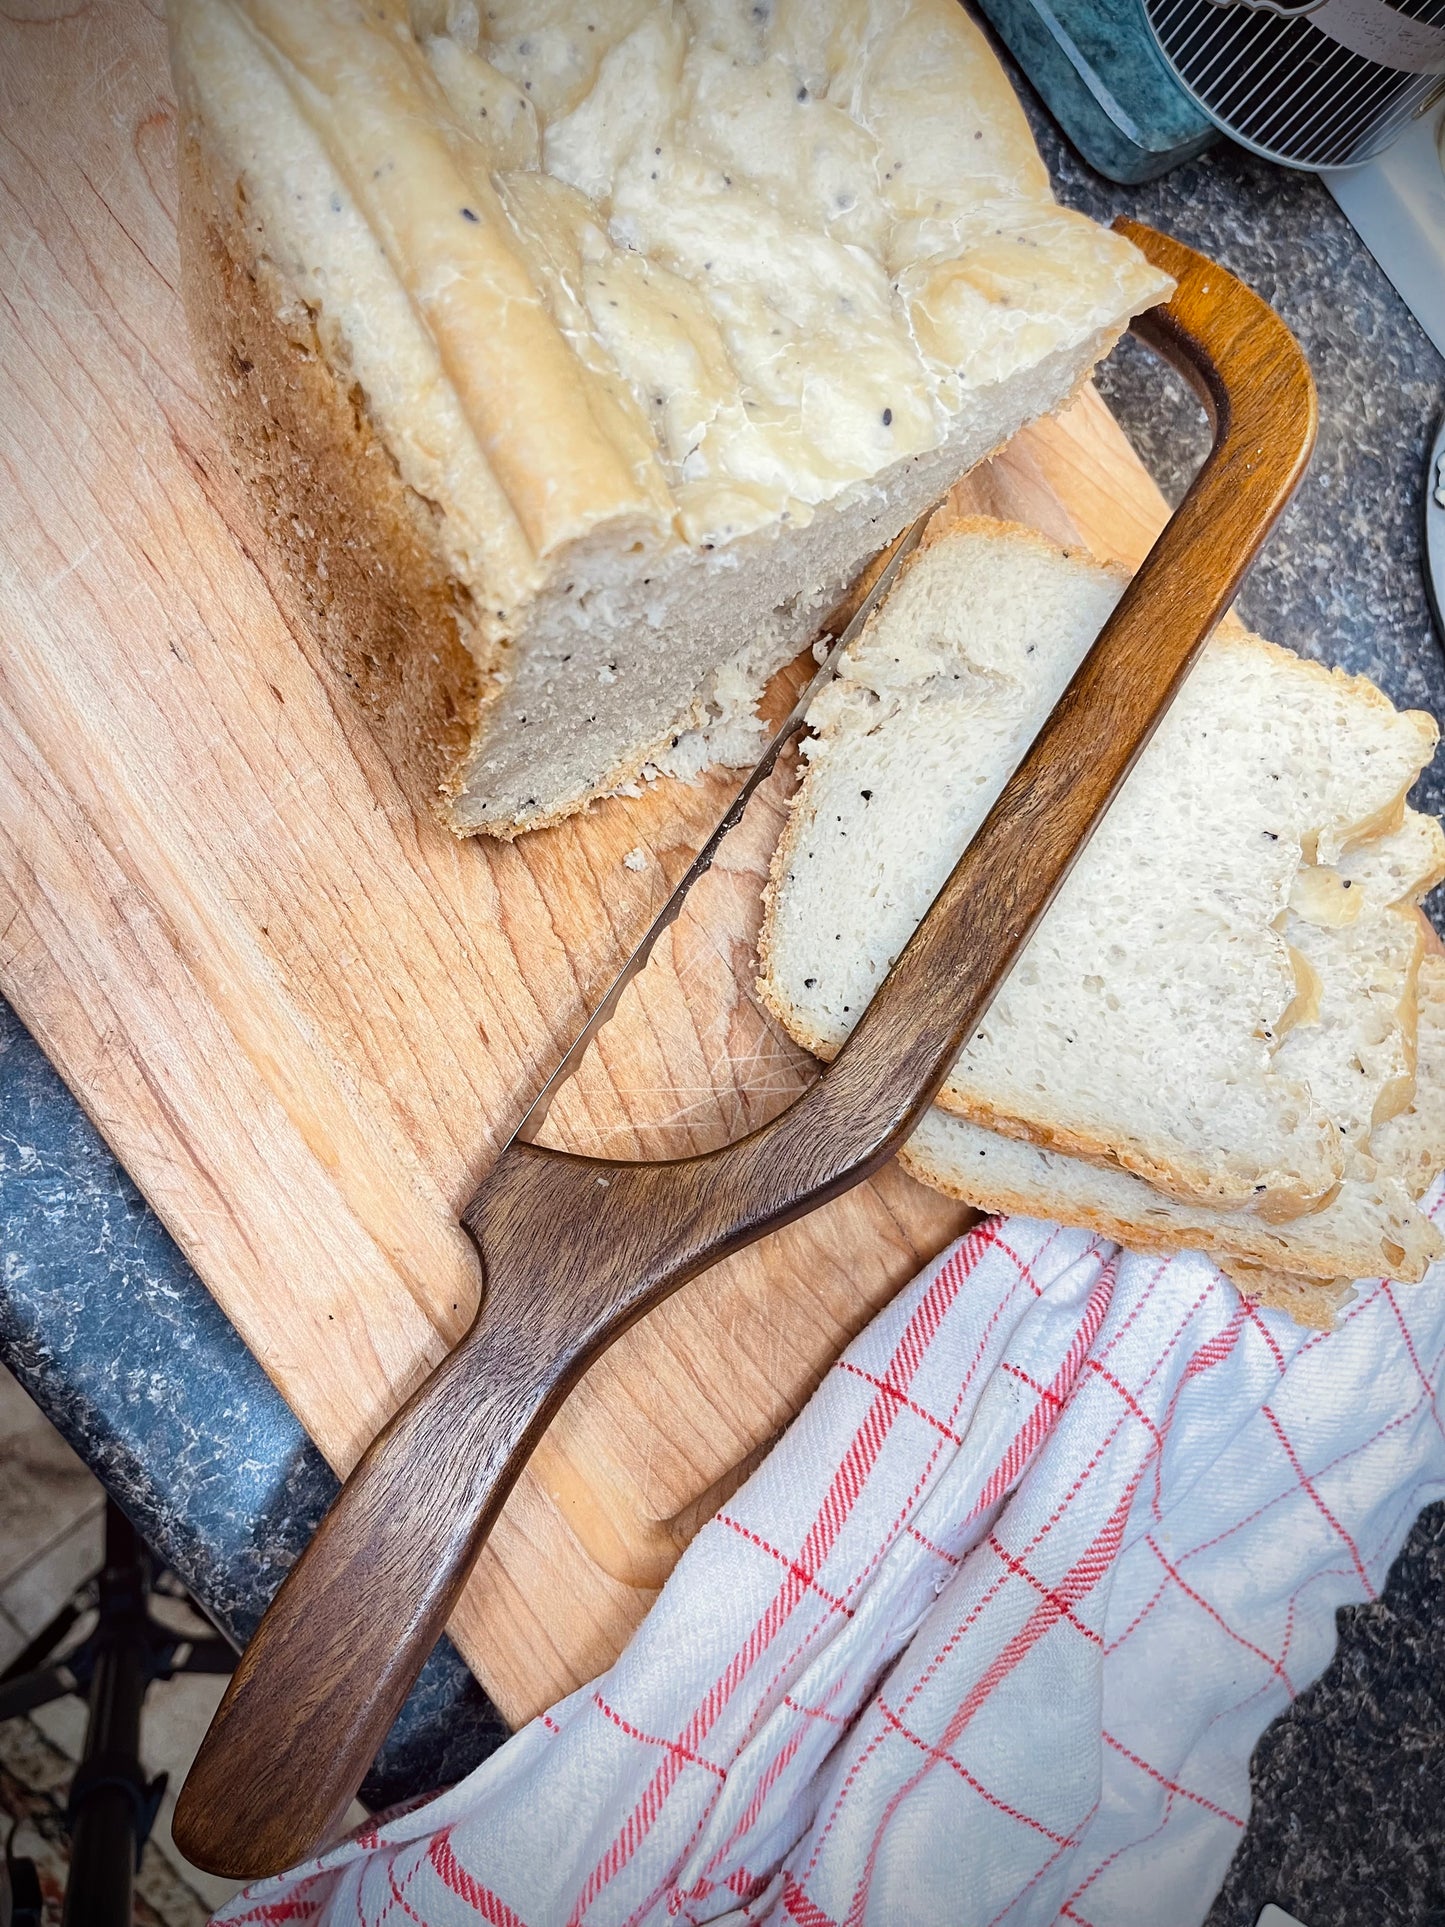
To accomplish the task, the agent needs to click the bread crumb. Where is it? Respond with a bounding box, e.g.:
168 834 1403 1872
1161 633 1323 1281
623 847 647 872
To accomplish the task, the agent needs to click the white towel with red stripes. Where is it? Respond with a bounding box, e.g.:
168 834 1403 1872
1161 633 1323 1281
213 1193 1445 1927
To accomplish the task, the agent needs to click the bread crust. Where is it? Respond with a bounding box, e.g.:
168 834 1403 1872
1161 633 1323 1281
894 935 1445 1326
178 128 488 828
895 1133 1424 1287
902 1130 1360 1326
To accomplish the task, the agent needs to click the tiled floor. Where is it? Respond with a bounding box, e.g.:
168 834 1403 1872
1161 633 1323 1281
0 1365 242 1918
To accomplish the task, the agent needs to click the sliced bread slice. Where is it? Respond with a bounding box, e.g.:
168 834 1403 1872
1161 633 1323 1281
757 518 1439 1216
899 951 1445 1328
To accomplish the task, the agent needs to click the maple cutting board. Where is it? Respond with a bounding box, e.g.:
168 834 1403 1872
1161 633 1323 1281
0 0 1180 1724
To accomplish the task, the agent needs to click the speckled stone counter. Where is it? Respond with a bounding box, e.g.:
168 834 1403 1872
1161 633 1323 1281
2 55 1444 1920
0 998 507 1811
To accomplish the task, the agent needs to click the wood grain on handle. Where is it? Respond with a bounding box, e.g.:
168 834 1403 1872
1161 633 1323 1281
170 1264 617 1865
173 223 1316 1880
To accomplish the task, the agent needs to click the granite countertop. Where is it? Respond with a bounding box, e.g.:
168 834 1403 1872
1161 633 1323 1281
2 56 1444 1923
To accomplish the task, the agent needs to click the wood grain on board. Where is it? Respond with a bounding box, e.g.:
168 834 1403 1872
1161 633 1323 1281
0 0 1179 1723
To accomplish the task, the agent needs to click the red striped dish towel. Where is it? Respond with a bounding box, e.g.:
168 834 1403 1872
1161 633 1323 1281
213 1194 1445 1926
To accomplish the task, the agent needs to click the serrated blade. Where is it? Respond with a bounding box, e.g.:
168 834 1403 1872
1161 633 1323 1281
511 511 930 1148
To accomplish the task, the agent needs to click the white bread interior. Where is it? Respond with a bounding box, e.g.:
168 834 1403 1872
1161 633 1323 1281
756 517 1443 1242
167 0 1172 836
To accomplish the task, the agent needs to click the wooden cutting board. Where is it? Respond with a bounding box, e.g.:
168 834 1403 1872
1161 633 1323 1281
0 0 1178 1724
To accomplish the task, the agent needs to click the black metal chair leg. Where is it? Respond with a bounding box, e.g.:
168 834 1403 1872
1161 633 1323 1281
0 1663 78 1723
60 1504 165 1927
0 1593 92 1695
0 1498 235 1925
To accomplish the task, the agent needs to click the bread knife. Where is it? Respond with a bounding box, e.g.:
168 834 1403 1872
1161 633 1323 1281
174 220 1317 1880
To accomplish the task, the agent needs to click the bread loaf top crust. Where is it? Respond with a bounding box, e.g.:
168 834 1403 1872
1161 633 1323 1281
169 0 1171 612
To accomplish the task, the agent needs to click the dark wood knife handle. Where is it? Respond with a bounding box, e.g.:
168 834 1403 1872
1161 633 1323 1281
174 221 1316 1882
171 1294 563 1871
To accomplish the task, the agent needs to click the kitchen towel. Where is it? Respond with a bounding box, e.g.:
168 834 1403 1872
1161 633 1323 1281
213 1193 1445 1927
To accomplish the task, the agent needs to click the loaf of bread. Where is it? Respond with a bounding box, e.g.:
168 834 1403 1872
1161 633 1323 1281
167 0 1171 836
757 517 1445 1318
